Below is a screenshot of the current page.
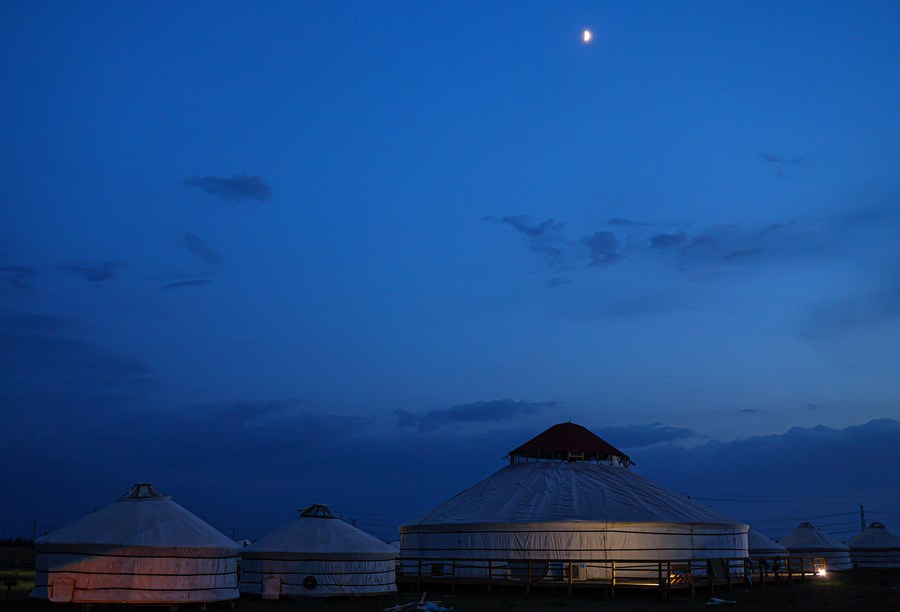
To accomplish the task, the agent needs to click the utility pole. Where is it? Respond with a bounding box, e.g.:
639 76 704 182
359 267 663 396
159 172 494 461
860 505 866 532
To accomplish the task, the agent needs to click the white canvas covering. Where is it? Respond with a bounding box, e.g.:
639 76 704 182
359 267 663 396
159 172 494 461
748 528 786 556
400 460 748 579
848 522 900 568
780 522 852 571
239 504 397 598
31 483 239 604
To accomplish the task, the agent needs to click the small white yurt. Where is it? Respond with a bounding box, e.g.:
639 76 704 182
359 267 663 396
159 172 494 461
748 528 786 558
239 504 397 599
747 528 786 579
31 483 239 604
848 522 900 568
400 423 748 581
780 522 852 571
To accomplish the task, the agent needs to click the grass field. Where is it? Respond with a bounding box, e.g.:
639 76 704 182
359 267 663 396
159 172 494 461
2 559 897 611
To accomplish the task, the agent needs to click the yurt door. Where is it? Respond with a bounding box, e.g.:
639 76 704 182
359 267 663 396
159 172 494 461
262 575 282 600
49 578 75 603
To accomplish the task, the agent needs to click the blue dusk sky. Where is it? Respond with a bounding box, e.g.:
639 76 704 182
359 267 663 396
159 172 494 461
1 1 898 543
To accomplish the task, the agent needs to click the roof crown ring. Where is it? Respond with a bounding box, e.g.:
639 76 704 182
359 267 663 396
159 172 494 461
505 422 633 467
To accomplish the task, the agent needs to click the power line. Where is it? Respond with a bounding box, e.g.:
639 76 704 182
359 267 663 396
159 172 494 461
693 496 900 504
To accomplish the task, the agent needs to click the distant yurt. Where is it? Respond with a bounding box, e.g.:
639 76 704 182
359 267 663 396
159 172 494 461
400 423 748 581
848 522 900 568
748 528 786 558
747 528 786 576
780 522 852 571
239 504 397 599
31 483 239 604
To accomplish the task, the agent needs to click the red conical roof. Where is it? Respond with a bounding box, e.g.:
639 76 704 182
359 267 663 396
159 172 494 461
507 422 633 466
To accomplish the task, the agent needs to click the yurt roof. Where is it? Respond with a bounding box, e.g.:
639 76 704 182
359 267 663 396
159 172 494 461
780 522 848 551
35 483 238 556
242 504 396 560
849 522 900 549
405 460 741 527
748 528 786 553
507 422 633 466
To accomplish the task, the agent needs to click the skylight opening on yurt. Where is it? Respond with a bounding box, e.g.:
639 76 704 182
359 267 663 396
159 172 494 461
299 504 339 518
118 482 170 500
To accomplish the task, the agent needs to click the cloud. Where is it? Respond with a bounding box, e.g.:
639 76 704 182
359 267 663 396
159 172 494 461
548 276 572 287
161 232 222 290
181 232 223 267
0 311 155 416
595 422 699 450
0 266 38 291
491 195 898 284
800 280 900 339
396 398 559 433
634 419 900 539
681 233 718 254
484 215 567 265
754 223 789 239
724 248 762 260
184 174 272 202
3 385 897 544
60 261 120 283
758 152 804 178
609 217 655 227
680 226 746 258
489 214 799 275
0 398 533 539
162 278 212 290
581 231 621 266
649 222 813 270
649 232 687 250
187 398 313 428
493 216 562 240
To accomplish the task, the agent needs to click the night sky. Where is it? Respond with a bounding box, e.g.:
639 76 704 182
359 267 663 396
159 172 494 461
2 2 898 543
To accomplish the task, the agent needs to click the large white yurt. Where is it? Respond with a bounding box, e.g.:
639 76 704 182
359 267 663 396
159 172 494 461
239 504 397 599
780 522 852 571
31 483 239 604
400 423 748 581
848 522 900 568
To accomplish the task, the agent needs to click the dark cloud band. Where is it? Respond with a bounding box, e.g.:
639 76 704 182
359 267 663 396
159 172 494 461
184 174 272 202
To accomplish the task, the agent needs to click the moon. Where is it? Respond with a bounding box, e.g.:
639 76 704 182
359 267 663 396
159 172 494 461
582 29 592 43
